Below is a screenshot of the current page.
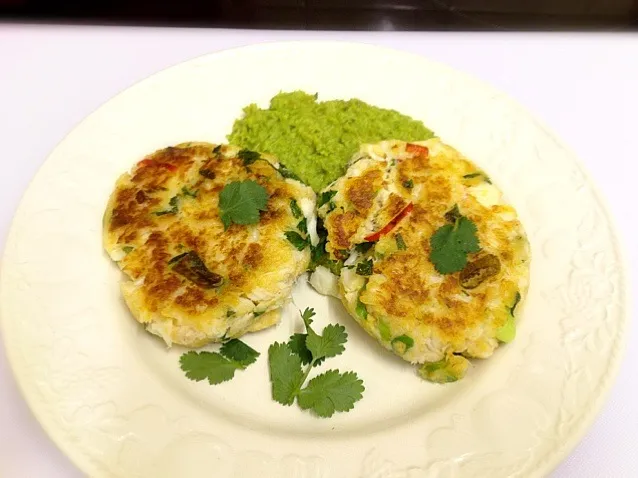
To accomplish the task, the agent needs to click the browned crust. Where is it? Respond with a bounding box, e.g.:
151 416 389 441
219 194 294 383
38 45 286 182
346 168 383 213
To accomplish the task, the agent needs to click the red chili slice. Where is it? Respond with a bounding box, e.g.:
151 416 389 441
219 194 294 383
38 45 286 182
406 143 429 158
364 203 414 242
136 158 177 172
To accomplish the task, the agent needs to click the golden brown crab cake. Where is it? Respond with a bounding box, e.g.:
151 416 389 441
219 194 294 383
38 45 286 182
103 142 315 347
314 139 530 382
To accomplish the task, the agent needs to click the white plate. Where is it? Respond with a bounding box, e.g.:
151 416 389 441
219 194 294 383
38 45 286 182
0 42 628 478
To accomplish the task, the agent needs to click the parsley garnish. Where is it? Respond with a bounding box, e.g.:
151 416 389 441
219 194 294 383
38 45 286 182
318 190 337 208
403 179 414 189
356 258 374 276
290 199 303 219
429 215 480 274
219 180 268 230
179 339 260 385
395 233 407 250
238 149 260 166
268 308 364 417
285 231 309 250
122 246 134 254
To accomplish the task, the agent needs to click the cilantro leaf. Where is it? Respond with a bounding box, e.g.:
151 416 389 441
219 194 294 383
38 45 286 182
297 218 308 234
305 324 347 362
179 351 238 385
309 219 344 275
354 242 375 254
154 195 179 216
297 370 365 418
301 307 316 328
238 149 260 165
220 339 260 367
268 342 305 405
285 231 309 250
290 199 303 218
288 308 327 367
288 333 314 365
356 259 373 276
310 247 342 275
318 190 337 208
219 180 268 229
278 163 301 181
268 307 365 417
429 216 480 274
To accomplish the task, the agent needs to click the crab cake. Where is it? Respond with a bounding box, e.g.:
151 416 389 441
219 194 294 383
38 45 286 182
312 139 530 382
104 142 315 347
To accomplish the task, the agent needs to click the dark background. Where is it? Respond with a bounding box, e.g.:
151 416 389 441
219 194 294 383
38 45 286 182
1 0 637 30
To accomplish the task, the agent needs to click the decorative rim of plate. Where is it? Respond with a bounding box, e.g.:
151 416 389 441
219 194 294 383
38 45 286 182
0 41 630 478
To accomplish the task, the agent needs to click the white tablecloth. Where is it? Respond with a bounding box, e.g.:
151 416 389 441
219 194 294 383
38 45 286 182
0 24 636 477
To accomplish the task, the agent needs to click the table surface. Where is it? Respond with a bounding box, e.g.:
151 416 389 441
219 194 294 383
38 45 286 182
0 23 636 478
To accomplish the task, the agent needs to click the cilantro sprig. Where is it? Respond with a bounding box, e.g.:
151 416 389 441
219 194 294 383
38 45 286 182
429 206 480 274
180 339 260 385
268 308 364 417
219 180 269 229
